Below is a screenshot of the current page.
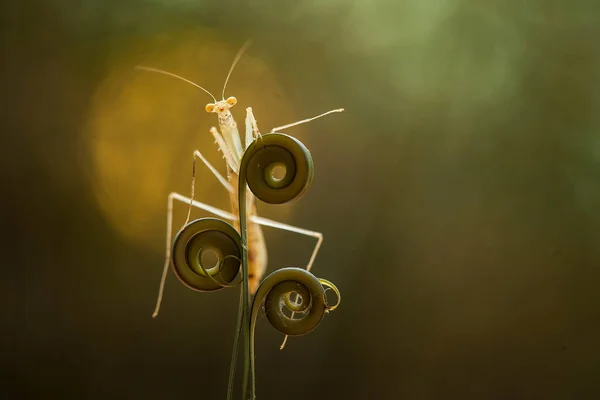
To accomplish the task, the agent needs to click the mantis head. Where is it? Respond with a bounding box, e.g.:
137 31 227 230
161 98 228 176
205 97 237 114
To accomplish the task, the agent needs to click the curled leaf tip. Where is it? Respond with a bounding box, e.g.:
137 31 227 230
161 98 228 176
250 268 340 337
241 133 314 205
318 278 341 312
171 218 242 292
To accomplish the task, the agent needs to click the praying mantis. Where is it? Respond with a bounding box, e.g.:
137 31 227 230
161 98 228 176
136 41 343 349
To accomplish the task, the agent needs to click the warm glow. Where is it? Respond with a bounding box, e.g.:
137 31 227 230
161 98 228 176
83 29 296 247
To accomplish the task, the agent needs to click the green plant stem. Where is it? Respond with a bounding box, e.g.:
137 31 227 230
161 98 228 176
238 180 253 399
226 289 244 400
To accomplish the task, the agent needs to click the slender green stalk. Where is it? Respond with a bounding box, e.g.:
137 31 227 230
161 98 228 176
238 179 253 399
226 289 245 400
235 133 340 399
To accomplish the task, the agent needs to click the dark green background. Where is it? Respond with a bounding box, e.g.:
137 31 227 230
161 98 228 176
2 1 600 399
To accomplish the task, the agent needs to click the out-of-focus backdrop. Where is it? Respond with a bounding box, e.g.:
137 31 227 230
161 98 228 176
2 1 600 399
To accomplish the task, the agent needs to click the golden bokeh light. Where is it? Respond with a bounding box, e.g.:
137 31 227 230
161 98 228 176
84 29 296 248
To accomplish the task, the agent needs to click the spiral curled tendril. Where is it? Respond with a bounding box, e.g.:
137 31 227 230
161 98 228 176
252 267 338 335
171 218 242 292
245 267 339 396
242 133 314 204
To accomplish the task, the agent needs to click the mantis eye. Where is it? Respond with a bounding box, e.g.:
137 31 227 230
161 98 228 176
226 97 237 106
205 103 216 113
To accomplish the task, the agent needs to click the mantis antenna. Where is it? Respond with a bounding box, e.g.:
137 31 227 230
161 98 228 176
221 40 253 100
134 65 218 103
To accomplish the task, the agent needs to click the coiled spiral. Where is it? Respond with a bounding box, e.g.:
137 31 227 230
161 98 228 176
241 133 314 205
171 218 242 292
251 267 338 336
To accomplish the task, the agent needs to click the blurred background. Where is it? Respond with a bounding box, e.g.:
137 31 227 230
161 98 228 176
2 0 600 398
